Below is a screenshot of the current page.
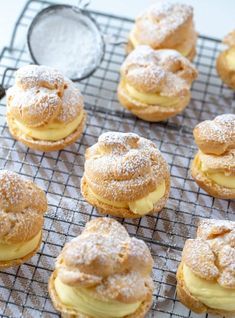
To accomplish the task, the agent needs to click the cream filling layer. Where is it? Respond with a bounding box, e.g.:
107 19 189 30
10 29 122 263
0 231 41 261
183 265 235 311
129 31 192 57
125 83 182 107
200 161 235 189
226 48 235 70
54 277 141 318
14 111 84 141
89 181 166 215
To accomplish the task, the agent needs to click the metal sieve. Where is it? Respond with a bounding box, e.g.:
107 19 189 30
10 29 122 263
27 2 106 81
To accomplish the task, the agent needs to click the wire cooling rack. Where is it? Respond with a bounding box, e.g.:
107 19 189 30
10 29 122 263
0 0 235 317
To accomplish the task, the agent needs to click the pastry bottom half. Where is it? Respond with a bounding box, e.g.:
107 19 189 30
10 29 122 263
191 154 235 199
48 271 153 318
7 112 86 152
216 48 235 90
117 81 190 122
81 176 170 218
0 231 42 269
176 262 235 317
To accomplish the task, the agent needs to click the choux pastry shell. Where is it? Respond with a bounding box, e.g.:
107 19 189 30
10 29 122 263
128 1 197 61
6 65 86 151
217 30 235 89
118 46 198 122
177 219 235 316
49 217 154 318
81 131 170 218
0 170 47 268
191 114 235 199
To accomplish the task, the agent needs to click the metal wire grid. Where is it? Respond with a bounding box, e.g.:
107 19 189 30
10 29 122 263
0 0 234 317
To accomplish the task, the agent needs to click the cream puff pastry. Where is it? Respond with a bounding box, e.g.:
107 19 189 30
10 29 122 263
6 65 86 151
177 218 235 317
217 30 235 89
128 1 197 61
49 217 154 318
0 170 47 268
81 131 170 218
191 114 235 199
118 46 198 122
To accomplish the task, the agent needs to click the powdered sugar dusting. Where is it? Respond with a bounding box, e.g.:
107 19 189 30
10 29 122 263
56 218 153 302
0 170 47 244
7 65 84 127
194 114 235 155
16 64 64 92
121 45 198 95
0 170 25 208
84 131 169 201
183 219 235 288
132 1 195 48
57 79 84 122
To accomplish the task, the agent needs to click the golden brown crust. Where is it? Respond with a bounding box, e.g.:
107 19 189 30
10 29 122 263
118 46 197 121
49 218 154 317
126 40 196 62
121 46 197 95
81 131 170 216
176 262 235 317
0 233 42 269
193 114 235 155
216 30 235 90
217 49 235 90
128 1 197 60
191 152 235 199
7 111 86 152
177 218 235 316
117 80 191 122
6 64 86 151
0 170 47 268
81 174 170 218
182 219 235 287
0 170 47 244
49 272 153 318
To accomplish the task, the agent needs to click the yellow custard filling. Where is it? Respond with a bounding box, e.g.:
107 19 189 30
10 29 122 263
54 277 141 318
226 48 235 70
89 181 166 215
183 265 235 311
0 231 41 261
125 83 181 106
200 162 235 189
129 31 191 57
14 111 84 141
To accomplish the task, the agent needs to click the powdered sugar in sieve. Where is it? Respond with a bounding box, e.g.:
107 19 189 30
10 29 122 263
27 5 105 80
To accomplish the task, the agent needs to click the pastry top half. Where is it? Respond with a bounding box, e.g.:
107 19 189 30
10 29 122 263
55 217 154 303
0 170 47 245
182 218 235 289
129 1 197 57
194 114 235 156
7 64 84 128
192 114 235 198
84 131 169 202
193 114 235 176
121 45 198 98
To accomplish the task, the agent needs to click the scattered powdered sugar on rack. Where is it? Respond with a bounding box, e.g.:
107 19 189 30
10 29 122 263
29 7 104 79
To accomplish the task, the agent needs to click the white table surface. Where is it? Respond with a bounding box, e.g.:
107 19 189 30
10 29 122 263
0 0 234 53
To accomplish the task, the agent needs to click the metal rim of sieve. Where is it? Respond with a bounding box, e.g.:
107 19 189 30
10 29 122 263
27 4 106 81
